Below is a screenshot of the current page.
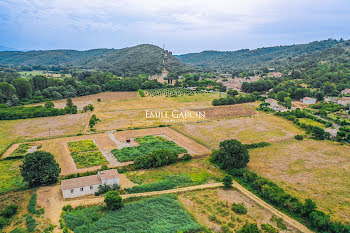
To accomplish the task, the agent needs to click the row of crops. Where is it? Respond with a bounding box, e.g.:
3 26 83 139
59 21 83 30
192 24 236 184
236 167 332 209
144 88 204 97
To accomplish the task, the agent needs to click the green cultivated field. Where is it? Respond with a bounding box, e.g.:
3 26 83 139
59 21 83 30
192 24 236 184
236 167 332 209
63 195 202 233
111 135 187 162
0 160 27 194
68 140 108 168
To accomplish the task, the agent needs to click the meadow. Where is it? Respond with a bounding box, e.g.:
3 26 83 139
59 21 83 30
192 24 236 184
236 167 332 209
125 157 225 193
249 138 350 223
0 160 27 194
173 113 303 149
178 188 294 232
111 135 187 162
63 195 203 233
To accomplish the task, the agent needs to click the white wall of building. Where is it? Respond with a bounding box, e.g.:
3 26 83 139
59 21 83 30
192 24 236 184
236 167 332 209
62 184 100 199
102 177 120 186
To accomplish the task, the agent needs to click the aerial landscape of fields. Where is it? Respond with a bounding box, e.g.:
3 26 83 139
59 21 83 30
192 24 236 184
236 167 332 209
0 1 350 233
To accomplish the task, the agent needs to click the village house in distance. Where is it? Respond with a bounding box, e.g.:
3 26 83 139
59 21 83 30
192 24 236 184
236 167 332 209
61 169 120 199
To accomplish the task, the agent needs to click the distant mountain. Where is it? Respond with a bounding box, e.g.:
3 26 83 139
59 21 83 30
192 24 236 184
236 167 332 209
176 39 343 71
0 45 17 51
0 44 195 76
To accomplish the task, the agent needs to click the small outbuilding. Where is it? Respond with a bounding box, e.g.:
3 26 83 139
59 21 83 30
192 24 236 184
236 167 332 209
61 169 120 199
338 97 350 106
302 97 316 105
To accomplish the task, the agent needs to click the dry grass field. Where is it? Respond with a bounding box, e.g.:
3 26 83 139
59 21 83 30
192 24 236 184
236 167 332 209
249 139 350 223
191 103 257 119
172 113 304 149
178 188 297 232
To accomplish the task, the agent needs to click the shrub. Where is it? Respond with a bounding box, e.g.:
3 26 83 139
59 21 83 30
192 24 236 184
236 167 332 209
236 223 261 233
0 216 7 229
294 135 304 140
62 205 73 212
181 153 192 161
221 224 231 233
82 104 94 112
138 89 145 97
1 205 18 218
232 203 247 215
261 224 279 233
134 149 178 169
104 191 123 210
211 139 250 169
223 175 233 188
95 184 120 196
26 215 37 232
244 142 271 149
97 98 101 102
20 151 61 187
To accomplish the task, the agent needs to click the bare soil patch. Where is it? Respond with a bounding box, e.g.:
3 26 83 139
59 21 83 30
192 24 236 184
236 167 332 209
113 127 210 155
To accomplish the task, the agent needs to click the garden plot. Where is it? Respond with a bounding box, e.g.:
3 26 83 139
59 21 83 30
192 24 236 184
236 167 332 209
62 195 203 233
113 127 210 155
67 140 108 169
144 87 201 97
191 103 257 119
111 135 187 162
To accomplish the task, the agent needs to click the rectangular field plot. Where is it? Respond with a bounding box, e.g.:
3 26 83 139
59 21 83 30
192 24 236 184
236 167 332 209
67 140 108 168
63 195 203 233
0 160 27 194
111 135 187 162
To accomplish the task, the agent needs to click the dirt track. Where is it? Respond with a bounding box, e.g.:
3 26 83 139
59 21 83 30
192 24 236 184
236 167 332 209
39 181 312 233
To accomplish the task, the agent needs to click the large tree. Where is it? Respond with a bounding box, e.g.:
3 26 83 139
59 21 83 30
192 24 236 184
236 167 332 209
20 151 61 187
211 139 250 169
12 78 32 99
104 191 123 210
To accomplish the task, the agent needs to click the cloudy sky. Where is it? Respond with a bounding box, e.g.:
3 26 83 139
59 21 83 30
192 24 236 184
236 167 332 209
0 0 349 54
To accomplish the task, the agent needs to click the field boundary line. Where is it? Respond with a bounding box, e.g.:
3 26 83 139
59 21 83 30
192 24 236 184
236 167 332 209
169 126 212 150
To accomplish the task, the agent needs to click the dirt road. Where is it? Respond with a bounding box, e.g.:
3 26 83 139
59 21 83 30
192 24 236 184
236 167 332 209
41 181 312 233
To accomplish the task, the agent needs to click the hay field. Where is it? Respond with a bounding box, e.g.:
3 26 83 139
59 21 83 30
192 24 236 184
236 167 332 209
172 113 303 149
249 139 350 223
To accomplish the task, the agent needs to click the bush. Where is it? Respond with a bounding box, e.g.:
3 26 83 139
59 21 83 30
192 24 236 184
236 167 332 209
294 135 304 140
232 203 247 214
26 215 37 232
181 153 192 161
134 149 178 169
261 224 279 233
0 216 8 229
95 184 120 196
1 205 18 218
211 139 250 169
82 104 94 112
223 175 233 188
138 89 145 97
244 142 271 149
104 191 123 210
20 151 61 187
236 223 261 233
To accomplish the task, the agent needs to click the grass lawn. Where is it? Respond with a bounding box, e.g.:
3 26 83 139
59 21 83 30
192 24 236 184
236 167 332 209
67 140 108 168
63 195 203 233
248 138 350 223
0 159 27 194
111 135 187 162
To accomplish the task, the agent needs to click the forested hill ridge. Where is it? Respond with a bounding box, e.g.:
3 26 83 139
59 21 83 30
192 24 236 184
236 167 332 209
176 39 345 71
0 44 195 76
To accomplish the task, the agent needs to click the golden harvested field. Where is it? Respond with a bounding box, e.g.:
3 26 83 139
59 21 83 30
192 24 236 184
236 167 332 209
249 139 350 223
172 113 304 149
33 91 137 110
113 127 211 155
